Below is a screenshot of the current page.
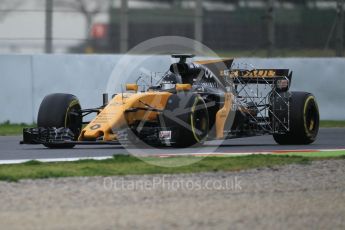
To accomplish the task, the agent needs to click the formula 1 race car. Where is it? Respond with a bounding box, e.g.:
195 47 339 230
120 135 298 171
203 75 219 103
21 54 319 148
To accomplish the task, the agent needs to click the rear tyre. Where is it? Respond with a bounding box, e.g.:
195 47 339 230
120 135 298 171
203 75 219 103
162 93 209 148
273 92 319 145
37 93 82 149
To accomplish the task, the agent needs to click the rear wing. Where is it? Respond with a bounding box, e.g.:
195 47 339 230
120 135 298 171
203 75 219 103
221 69 292 84
194 58 292 86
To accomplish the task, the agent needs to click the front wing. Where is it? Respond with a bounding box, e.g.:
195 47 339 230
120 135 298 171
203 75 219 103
20 127 177 146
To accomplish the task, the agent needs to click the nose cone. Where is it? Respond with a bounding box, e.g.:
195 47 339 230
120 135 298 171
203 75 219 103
79 92 172 142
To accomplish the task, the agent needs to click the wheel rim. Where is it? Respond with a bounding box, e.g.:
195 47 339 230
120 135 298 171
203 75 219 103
305 98 319 135
191 100 209 142
66 104 82 139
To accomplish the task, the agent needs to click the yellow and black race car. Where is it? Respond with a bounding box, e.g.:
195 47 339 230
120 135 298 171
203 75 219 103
21 54 319 148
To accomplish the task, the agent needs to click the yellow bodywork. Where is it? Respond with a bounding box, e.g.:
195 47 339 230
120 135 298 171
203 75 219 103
194 59 233 65
79 92 172 141
176 84 192 91
215 93 234 139
79 90 236 141
126 84 139 92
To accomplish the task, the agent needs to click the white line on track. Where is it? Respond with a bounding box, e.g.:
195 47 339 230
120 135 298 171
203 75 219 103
0 156 113 165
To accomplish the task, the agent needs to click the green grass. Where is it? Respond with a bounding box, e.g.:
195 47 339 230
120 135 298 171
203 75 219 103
0 121 34 136
139 49 339 58
319 120 345 128
0 155 314 182
285 151 345 158
215 49 337 58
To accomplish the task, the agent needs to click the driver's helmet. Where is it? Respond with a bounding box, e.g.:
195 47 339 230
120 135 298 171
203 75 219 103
161 73 182 90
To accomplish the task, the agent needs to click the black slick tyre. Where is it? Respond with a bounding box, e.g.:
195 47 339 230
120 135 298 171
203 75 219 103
162 93 209 148
273 92 319 145
37 93 82 148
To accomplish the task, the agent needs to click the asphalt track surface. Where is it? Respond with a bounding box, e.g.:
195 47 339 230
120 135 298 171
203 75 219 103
0 128 344 161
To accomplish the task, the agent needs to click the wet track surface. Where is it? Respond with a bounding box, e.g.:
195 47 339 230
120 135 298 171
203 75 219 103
0 128 344 161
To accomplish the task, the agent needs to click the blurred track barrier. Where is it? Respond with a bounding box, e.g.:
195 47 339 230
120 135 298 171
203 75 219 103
0 55 344 123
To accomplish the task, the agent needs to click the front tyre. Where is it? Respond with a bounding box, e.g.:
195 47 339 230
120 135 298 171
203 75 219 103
37 93 82 148
273 92 319 145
